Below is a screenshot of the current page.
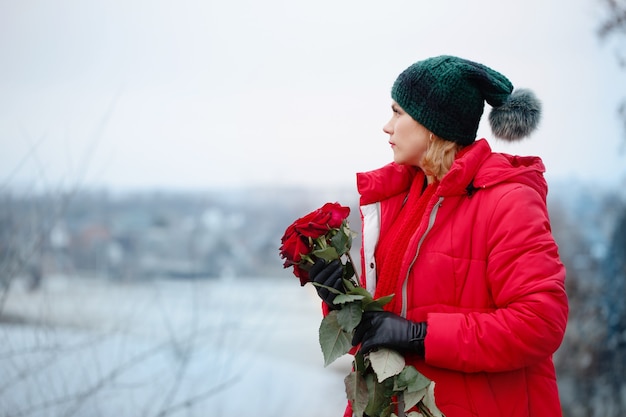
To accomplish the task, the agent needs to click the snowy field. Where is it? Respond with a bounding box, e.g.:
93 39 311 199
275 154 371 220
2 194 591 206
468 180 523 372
0 275 352 417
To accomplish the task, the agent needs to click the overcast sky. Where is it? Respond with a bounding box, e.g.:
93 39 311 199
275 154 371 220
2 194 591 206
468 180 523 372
0 0 624 192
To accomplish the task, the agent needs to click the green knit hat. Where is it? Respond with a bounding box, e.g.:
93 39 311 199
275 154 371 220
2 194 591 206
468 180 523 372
391 55 541 145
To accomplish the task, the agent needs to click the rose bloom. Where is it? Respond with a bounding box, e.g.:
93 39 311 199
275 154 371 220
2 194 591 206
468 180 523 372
280 203 351 286
294 202 350 238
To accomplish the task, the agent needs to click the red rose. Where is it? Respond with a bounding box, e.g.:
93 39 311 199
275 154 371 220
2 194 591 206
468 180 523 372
294 202 351 238
279 223 313 286
279 202 351 286
293 210 330 239
324 202 350 229
292 264 310 285
280 228 309 265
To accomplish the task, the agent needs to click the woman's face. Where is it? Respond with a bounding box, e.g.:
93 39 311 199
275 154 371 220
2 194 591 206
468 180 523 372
383 101 430 168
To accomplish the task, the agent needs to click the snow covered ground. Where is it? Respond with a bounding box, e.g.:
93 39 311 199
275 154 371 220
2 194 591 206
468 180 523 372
0 275 353 417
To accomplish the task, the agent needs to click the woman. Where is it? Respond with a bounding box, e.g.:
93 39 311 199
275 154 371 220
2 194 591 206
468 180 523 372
310 55 568 417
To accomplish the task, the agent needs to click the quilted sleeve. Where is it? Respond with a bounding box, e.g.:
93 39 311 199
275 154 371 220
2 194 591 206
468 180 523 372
425 185 568 372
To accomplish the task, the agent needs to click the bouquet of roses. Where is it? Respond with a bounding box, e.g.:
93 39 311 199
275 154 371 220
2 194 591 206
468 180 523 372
279 202 356 287
280 202 444 417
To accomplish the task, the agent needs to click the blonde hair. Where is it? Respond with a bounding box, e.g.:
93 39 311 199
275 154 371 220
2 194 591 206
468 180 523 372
421 134 463 182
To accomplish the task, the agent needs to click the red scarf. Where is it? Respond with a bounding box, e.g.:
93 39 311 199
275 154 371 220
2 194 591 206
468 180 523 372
374 177 439 313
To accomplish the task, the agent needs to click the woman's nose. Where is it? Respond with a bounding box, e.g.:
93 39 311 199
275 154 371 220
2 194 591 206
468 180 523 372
383 119 393 135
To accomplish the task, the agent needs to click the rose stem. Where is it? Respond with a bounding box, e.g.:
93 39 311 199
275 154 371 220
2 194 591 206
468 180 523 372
397 392 406 417
346 251 360 286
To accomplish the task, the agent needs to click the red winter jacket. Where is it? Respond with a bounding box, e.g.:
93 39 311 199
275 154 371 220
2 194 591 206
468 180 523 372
355 139 568 417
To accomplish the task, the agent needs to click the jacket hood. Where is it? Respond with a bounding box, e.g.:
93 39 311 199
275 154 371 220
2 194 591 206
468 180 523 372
358 139 548 204
440 139 547 200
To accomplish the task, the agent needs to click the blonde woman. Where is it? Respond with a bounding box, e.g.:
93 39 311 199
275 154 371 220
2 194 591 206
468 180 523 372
310 55 568 417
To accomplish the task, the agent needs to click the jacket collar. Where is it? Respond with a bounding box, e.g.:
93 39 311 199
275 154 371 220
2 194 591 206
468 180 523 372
357 139 548 203
357 163 422 206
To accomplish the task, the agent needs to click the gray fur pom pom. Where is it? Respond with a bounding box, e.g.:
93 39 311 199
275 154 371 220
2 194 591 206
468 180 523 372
489 89 542 141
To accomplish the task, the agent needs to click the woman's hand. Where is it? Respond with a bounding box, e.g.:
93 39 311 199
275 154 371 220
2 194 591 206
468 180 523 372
353 311 427 356
309 259 344 309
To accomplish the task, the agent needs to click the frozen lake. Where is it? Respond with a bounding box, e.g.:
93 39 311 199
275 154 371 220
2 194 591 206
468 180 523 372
0 275 352 417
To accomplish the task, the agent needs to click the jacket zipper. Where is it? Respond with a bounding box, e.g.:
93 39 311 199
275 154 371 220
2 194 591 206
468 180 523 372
400 196 444 318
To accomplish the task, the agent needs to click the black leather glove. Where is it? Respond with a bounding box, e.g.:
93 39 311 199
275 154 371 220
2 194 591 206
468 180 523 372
352 311 427 356
309 259 344 309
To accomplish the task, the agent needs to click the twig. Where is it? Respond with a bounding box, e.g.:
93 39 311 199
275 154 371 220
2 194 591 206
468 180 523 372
153 375 242 417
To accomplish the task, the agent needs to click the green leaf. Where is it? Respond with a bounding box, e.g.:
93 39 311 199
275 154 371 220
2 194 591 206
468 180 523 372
348 286 374 299
394 365 431 393
368 348 405 382
331 228 351 256
421 382 445 417
375 294 394 307
403 387 426 412
364 372 394 417
311 282 343 295
380 406 393 417
336 302 363 333
394 365 418 391
353 351 367 373
312 246 339 262
345 370 369 417
300 253 314 265
343 220 357 241
319 311 352 367
364 294 395 311
406 368 431 393
333 293 365 305
343 277 357 292
344 259 355 280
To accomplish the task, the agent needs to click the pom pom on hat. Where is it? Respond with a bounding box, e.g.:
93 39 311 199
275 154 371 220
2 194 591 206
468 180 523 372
489 89 542 141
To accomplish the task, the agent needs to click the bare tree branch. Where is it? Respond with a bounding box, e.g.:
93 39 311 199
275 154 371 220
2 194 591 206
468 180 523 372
153 375 242 417
598 0 626 39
